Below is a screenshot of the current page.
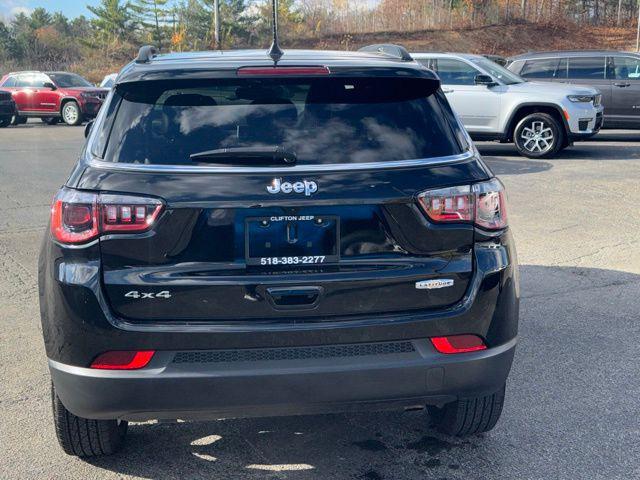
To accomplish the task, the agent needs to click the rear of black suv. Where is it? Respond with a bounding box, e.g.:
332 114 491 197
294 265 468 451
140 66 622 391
39 47 519 457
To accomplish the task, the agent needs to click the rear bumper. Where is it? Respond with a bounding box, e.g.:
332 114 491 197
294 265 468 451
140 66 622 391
50 338 516 421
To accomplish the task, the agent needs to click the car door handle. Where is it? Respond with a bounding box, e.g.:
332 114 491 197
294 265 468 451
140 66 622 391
613 82 631 87
442 88 454 93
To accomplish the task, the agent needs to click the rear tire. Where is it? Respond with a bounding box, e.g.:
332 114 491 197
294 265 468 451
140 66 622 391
12 115 27 125
513 113 564 158
61 101 83 126
428 384 506 436
51 383 127 457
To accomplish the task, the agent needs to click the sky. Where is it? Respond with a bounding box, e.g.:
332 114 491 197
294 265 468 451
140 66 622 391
0 0 381 22
0 0 102 20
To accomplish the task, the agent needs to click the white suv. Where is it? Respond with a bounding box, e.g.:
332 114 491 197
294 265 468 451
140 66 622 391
412 53 604 158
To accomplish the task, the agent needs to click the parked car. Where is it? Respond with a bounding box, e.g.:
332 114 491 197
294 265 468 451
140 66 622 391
40 44 518 457
0 89 16 127
0 71 108 126
507 50 640 129
412 53 604 158
99 73 118 89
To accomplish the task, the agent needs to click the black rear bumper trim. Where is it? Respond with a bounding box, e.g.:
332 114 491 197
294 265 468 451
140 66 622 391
49 337 516 421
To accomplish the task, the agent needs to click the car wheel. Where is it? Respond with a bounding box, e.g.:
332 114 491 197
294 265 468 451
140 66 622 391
513 113 564 158
51 383 127 457
13 115 27 125
42 117 60 125
0 118 11 128
427 384 505 436
61 101 83 126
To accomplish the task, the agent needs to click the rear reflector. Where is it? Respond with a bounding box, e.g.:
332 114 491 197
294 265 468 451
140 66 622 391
430 335 487 354
90 350 155 370
237 66 330 76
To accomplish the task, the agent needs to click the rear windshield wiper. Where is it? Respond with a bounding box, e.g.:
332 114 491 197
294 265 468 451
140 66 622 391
189 146 297 166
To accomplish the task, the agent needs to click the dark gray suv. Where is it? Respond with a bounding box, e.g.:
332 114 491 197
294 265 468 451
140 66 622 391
507 50 640 128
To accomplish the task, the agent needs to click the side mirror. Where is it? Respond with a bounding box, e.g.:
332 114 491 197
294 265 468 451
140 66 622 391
475 74 497 87
84 120 94 139
43 82 57 90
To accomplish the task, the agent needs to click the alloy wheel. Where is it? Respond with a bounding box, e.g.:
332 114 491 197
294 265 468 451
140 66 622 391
63 103 79 125
519 120 554 154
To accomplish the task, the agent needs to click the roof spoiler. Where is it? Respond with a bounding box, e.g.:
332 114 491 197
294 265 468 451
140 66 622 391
358 44 413 62
136 45 158 64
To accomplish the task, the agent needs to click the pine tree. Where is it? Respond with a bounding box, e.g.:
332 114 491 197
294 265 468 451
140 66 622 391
87 0 135 45
130 0 171 49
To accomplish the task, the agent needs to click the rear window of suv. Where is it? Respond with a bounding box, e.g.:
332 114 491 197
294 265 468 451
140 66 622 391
94 77 464 166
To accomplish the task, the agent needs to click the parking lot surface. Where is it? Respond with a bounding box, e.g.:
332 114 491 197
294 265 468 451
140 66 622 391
1 123 639 479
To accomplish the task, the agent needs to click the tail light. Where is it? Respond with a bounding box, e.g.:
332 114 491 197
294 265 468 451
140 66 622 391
431 335 487 354
90 350 155 369
417 178 507 230
50 189 163 244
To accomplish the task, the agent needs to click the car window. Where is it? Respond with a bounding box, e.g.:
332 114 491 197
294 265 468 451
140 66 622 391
2 76 16 87
15 75 31 87
48 73 93 88
567 57 606 79
470 57 523 84
29 74 49 88
521 58 560 78
97 77 464 166
555 58 568 79
15 74 49 88
612 56 640 80
416 59 436 70
434 59 479 85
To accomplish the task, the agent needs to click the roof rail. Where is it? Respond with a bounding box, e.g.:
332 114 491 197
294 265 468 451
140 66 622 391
358 44 413 62
136 45 158 64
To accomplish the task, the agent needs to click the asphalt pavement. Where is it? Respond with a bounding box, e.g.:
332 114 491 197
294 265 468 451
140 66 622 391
0 122 639 479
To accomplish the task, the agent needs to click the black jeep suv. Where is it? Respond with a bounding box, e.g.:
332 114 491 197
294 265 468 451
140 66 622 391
39 44 519 457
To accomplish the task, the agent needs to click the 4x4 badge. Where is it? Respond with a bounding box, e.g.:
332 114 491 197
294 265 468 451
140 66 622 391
267 178 318 196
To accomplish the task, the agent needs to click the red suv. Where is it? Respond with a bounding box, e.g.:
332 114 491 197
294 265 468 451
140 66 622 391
0 71 108 126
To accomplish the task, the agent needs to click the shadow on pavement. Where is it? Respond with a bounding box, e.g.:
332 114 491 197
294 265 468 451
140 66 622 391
83 265 640 480
481 156 552 175
587 130 640 142
478 141 640 161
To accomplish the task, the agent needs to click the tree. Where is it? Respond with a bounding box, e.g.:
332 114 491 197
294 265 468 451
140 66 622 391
130 0 171 49
29 8 52 29
87 0 136 45
253 0 304 44
200 0 256 48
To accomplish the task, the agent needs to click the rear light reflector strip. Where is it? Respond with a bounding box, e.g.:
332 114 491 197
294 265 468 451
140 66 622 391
430 335 487 354
91 350 155 370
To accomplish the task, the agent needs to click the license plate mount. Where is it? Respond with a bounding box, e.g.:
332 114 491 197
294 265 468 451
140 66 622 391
245 215 340 267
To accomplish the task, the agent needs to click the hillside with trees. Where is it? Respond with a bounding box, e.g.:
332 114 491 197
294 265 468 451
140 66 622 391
1 0 639 82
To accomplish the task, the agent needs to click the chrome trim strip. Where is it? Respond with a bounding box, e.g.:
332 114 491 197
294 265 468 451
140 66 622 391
85 150 476 174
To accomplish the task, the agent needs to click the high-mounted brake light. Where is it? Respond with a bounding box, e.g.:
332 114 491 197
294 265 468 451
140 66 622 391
237 66 330 76
50 189 163 244
417 178 507 230
90 350 155 370
431 335 487 354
